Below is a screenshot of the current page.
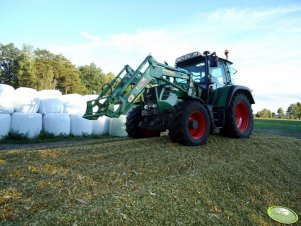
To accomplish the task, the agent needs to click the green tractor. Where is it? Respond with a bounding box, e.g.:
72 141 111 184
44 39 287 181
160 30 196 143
84 50 254 146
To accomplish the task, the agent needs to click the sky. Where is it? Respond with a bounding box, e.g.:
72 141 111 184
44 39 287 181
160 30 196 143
1 0 301 113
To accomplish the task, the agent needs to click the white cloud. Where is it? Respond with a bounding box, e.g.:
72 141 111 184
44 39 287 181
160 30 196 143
80 31 101 43
49 5 301 113
206 5 301 23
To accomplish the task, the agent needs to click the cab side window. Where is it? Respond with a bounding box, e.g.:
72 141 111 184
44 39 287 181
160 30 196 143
210 63 228 89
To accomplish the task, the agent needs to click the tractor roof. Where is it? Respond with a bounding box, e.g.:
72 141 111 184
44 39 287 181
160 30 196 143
175 51 233 67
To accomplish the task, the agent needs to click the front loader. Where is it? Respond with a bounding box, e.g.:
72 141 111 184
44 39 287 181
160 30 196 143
83 50 255 146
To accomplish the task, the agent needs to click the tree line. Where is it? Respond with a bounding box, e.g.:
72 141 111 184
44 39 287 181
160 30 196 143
256 103 301 120
0 43 115 94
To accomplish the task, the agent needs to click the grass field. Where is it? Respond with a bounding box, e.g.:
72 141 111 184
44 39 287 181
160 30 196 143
254 118 301 138
0 132 300 225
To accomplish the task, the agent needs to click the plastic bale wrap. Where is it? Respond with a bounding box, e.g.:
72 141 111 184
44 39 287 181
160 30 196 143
43 113 70 136
92 116 110 135
11 112 42 138
70 114 92 136
83 94 99 102
109 115 128 137
62 94 86 116
0 84 15 113
14 87 40 113
38 90 63 114
0 114 11 139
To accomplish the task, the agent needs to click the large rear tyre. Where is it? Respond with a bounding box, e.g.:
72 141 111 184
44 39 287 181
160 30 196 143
168 101 210 146
125 106 160 138
222 93 253 138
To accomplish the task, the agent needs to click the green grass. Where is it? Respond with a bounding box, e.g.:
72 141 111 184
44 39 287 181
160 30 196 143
0 133 300 225
254 118 301 138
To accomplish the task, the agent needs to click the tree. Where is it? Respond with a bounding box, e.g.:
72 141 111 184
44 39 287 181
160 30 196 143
78 63 115 94
32 50 86 93
277 107 284 118
256 108 272 118
14 45 37 88
287 102 301 120
52 54 87 94
33 49 57 90
0 43 20 87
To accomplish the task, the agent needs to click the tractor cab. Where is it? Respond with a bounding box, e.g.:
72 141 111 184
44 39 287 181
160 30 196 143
175 51 235 103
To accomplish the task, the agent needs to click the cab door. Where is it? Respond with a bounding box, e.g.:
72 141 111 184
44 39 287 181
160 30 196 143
210 62 229 89
209 61 231 106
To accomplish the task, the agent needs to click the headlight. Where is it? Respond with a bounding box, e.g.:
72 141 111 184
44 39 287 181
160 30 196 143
151 103 157 108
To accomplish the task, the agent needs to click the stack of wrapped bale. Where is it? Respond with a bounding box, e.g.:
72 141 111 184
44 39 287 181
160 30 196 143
109 114 128 137
108 104 131 137
0 84 14 139
1 83 133 139
62 94 92 136
39 90 70 136
11 87 42 138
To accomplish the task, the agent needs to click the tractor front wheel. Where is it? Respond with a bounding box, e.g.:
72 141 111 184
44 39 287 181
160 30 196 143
126 106 160 138
168 101 210 146
222 93 253 138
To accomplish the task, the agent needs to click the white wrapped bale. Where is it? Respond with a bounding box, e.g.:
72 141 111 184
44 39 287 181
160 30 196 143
70 115 92 136
83 94 99 102
38 90 63 114
62 94 86 116
39 89 62 99
92 116 110 135
14 87 40 113
11 112 42 138
43 113 70 136
0 84 15 113
39 99 63 114
109 115 128 137
0 114 11 139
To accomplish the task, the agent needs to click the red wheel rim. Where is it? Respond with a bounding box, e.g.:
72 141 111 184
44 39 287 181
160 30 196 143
235 102 249 132
188 111 206 139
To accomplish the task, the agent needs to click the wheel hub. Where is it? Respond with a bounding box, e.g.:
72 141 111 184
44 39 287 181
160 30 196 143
188 111 205 139
189 120 199 130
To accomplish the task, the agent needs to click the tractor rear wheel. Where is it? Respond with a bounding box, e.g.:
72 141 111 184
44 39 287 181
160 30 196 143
126 106 160 138
222 93 253 138
168 101 210 146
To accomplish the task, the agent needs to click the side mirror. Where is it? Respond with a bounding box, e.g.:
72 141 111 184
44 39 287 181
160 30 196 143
209 52 218 67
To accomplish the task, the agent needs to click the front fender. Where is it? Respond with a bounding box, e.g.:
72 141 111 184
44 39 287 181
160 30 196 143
225 86 255 109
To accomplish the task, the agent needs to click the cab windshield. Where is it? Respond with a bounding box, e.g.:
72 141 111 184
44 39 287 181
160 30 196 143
178 62 206 83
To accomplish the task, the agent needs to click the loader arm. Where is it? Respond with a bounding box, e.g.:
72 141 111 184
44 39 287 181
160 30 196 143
83 55 192 119
98 64 135 98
